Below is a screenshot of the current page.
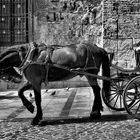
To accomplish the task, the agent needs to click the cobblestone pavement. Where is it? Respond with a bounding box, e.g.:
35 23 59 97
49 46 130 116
0 87 140 140
1 119 140 140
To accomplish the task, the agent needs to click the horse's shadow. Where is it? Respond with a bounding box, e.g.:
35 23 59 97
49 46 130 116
38 114 135 126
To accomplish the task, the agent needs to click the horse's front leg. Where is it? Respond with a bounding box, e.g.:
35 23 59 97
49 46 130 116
18 82 34 113
31 85 42 125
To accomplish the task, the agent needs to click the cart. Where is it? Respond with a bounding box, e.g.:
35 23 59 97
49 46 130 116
101 51 140 120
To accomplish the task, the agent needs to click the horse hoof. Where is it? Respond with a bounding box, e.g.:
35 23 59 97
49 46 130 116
31 120 39 125
27 104 35 114
90 111 101 120
31 118 40 126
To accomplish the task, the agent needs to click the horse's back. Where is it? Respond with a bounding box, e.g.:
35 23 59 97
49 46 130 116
51 43 104 68
50 43 86 67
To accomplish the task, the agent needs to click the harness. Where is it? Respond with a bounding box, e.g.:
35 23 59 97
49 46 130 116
18 42 54 85
84 45 98 71
18 42 99 85
18 42 36 72
44 47 54 85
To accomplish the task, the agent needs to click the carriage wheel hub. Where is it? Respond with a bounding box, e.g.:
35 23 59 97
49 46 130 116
117 88 123 95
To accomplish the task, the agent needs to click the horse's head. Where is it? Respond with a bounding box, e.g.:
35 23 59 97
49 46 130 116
0 47 21 69
0 42 39 68
0 42 42 83
0 44 32 83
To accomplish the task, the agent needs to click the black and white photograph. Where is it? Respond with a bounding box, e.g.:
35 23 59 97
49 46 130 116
1 0 140 139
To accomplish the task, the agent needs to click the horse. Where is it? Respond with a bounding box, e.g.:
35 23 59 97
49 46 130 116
0 42 110 125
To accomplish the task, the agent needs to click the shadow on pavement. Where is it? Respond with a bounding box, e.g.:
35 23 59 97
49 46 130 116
9 113 137 126
39 114 134 126
0 95 18 100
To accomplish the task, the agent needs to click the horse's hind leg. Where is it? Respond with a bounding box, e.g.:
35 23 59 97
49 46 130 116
86 76 103 119
18 82 34 113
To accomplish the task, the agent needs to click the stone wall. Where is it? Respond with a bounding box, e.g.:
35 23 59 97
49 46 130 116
33 0 102 45
104 0 140 68
34 0 140 69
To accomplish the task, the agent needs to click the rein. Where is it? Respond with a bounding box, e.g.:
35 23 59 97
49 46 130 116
45 63 110 81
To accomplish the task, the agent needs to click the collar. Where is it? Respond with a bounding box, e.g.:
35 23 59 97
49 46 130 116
18 42 35 71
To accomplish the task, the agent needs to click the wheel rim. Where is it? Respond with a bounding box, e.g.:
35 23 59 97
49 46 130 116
123 76 140 119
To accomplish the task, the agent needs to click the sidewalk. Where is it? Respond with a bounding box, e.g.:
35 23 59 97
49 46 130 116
0 87 130 122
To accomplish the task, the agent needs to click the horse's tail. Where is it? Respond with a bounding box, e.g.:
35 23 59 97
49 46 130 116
102 49 110 99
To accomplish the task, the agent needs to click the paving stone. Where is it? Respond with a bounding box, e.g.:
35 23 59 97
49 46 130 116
0 87 139 139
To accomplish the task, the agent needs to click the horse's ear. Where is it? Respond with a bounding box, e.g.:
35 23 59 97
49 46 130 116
33 42 38 48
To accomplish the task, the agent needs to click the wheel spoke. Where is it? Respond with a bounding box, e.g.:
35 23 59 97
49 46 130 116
128 83 139 90
120 81 124 88
135 102 140 114
122 81 127 88
113 94 119 108
108 94 118 103
126 95 135 102
111 85 118 90
126 91 135 96
110 89 117 93
112 82 119 88
122 80 126 85
118 81 121 88
120 95 123 108
128 100 140 110
126 98 134 103
109 93 117 96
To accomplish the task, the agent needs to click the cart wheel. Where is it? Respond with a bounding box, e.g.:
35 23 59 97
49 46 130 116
102 78 129 111
123 75 140 120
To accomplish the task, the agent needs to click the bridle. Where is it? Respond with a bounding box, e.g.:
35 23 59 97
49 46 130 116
0 42 36 83
18 42 36 72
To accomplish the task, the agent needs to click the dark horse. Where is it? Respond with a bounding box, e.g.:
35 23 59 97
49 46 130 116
0 42 110 125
